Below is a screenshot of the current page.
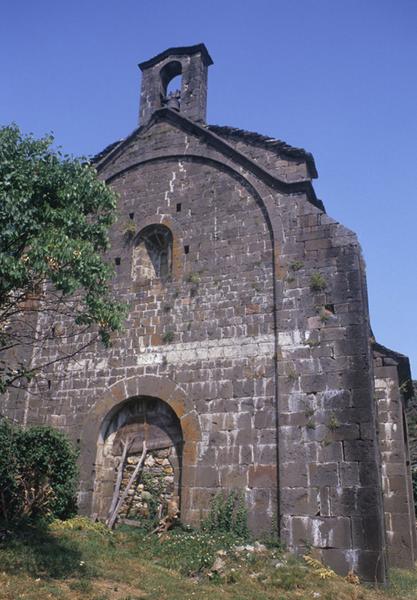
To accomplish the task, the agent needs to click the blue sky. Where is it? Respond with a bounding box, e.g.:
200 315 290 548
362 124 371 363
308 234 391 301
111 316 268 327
1 0 416 375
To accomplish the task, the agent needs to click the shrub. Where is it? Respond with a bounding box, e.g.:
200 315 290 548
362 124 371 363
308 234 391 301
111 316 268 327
0 418 78 524
202 490 249 539
0 418 19 520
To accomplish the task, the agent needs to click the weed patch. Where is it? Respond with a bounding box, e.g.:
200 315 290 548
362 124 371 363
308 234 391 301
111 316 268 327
0 521 417 600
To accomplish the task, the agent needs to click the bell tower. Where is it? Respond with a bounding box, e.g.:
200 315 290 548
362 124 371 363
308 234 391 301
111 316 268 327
138 44 213 126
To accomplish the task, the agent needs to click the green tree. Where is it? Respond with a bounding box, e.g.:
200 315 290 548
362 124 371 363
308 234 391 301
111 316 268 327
0 124 126 391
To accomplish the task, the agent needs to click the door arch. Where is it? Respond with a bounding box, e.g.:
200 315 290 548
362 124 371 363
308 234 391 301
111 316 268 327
79 375 201 524
97 395 183 522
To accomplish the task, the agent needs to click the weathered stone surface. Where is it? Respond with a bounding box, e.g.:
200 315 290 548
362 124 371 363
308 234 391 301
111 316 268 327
2 43 415 583
374 353 417 569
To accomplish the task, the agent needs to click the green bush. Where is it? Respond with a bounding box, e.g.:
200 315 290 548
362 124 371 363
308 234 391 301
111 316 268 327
0 418 78 524
202 490 249 539
0 418 19 519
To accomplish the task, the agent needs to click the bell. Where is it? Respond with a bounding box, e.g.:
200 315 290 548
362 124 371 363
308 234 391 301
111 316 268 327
166 91 180 111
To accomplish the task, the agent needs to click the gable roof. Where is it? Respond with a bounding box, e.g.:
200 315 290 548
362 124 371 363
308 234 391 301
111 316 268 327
92 108 324 211
208 125 318 179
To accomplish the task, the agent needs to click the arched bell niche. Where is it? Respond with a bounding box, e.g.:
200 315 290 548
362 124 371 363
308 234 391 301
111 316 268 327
160 60 182 110
94 396 183 523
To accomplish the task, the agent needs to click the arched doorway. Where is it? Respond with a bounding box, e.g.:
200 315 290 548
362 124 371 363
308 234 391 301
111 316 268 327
79 375 201 526
94 395 183 524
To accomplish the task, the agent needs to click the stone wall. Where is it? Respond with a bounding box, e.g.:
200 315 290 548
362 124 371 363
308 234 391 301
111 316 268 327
374 352 417 568
3 44 414 582
8 114 385 579
118 447 176 524
406 382 417 470
18 126 279 534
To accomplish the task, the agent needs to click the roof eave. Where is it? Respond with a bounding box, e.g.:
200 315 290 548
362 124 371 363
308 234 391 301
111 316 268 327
92 108 324 211
139 43 213 71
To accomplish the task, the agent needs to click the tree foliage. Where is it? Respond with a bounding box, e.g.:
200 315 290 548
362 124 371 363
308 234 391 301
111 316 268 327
0 417 78 523
0 124 126 391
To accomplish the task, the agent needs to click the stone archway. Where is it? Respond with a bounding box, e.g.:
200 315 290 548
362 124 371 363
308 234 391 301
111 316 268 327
97 395 183 522
78 376 201 525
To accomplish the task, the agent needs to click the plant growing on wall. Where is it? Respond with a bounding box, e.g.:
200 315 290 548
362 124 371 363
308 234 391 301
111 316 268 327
123 220 136 242
0 125 126 391
327 414 340 431
310 272 327 292
162 331 175 344
289 260 304 272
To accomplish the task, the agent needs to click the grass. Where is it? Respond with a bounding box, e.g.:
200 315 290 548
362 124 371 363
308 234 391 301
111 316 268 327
0 519 416 600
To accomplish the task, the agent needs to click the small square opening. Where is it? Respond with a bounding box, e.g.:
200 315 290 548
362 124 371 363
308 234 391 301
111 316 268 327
129 212 135 220
176 203 182 212
184 245 189 254
115 257 121 266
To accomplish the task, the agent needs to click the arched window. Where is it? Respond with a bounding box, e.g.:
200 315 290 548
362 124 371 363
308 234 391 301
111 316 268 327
160 60 182 110
132 224 173 283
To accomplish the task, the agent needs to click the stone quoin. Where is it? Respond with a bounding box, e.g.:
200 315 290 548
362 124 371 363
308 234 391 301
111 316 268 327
3 44 416 581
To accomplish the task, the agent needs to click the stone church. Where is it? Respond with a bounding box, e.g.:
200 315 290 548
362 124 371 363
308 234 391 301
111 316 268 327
4 44 416 580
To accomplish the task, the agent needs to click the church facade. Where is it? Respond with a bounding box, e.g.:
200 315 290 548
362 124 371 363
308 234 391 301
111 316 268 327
4 44 416 580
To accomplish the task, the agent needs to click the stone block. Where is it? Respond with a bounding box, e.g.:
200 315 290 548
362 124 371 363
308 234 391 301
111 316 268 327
357 551 386 582
281 487 320 516
343 440 376 462
340 462 360 486
280 462 308 487
219 465 248 488
383 492 410 514
195 466 220 488
351 516 382 551
318 549 352 576
330 486 379 516
248 464 277 488
309 463 339 487
291 516 351 548
320 442 344 462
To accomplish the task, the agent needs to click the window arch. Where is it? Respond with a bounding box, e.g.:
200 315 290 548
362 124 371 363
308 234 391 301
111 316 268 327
132 224 173 283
